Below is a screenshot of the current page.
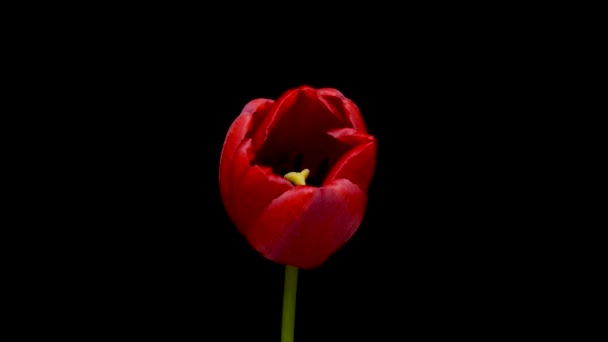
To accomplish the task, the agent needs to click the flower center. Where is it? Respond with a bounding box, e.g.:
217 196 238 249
283 169 310 186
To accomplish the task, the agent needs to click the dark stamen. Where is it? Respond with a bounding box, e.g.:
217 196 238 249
306 158 329 187
292 154 303 172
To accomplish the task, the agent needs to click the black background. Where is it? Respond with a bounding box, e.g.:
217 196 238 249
24 11 562 340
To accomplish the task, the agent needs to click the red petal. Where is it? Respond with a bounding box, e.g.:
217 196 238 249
327 127 374 146
251 86 346 153
246 179 367 269
219 115 251 218
246 98 275 139
231 163 293 236
219 99 274 218
225 139 289 231
323 137 377 192
318 88 368 133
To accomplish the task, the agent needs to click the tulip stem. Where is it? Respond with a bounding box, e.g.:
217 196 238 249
281 265 298 342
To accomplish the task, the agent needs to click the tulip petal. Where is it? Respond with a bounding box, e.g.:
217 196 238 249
327 127 375 147
219 99 274 216
246 179 367 269
323 138 377 192
251 86 345 154
246 98 275 140
225 138 290 231
219 115 251 216
318 88 368 133
231 162 293 235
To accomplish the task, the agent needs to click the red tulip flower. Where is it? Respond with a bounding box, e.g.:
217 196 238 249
219 85 377 269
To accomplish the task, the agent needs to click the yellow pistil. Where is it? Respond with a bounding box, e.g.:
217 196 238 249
284 168 310 186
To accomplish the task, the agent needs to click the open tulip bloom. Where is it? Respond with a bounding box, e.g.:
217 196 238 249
219 85 377 341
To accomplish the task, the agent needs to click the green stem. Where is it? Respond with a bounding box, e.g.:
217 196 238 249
281 265 298 342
